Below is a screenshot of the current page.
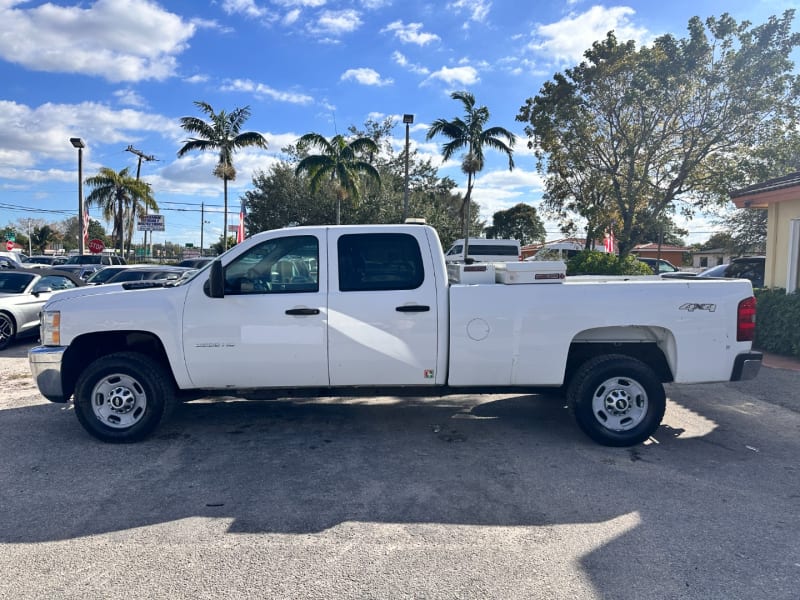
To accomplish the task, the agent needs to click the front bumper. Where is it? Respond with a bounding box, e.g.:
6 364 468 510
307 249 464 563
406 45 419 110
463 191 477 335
28 345 68 403
730 351 763 381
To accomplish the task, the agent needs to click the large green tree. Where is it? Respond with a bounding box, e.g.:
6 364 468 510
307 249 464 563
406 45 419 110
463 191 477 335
178 101 268 251
485 203 546 245
85 167 156 256
294 133 381 224
517 11 800 257
426 91 516 256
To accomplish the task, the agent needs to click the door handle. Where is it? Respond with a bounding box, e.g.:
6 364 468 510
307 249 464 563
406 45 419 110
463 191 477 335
285 308 320 315
396 305 430 312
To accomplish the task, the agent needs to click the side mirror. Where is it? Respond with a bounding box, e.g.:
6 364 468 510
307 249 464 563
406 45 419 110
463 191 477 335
32 286 53 296
207 260 225 298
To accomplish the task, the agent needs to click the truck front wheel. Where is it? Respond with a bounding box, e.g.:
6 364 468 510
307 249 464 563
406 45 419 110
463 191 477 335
73 352 175 443
567 355 666 447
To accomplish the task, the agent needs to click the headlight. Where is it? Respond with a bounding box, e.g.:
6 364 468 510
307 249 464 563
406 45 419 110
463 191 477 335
40 310 61 346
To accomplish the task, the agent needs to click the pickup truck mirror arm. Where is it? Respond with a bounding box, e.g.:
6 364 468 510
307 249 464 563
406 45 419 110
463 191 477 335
207 260 225 298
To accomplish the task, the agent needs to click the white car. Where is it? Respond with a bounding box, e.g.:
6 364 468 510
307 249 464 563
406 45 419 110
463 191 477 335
0 269 84 350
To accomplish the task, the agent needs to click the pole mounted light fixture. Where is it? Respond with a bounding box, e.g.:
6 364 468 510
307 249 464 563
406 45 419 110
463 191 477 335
402 114 414 221
70 137 86 255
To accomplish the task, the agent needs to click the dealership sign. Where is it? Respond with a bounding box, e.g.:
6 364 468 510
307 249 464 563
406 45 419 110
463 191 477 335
137 214 165 231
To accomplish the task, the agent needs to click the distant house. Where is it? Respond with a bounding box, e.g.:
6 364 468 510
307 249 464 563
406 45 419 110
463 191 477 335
731 171 800 291
691 248 735 269
630 243 688 267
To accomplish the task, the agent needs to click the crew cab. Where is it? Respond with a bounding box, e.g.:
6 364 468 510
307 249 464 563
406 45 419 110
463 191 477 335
29 224 762 446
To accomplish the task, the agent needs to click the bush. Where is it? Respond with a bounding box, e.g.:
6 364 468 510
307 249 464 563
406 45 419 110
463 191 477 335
754 288 800 358
567 251 653 276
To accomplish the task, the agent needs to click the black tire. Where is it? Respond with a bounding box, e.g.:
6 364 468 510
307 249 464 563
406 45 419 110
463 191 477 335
567 354 666 447
73 352 175 443
0 313 16 351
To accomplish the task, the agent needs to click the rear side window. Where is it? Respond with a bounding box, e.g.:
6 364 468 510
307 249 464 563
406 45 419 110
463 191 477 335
471 244 519 256
338 233 424 292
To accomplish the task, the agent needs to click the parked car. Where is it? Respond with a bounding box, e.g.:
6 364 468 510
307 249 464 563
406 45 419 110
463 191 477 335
65 254 127 266
27 255 68 266
103 265 193 284
0 255 24 270
84 265 133 285
178 257 214 269
0 269 85 350
0 251 26 269
52 264 106 281
698 256 766 288
637 257 681 274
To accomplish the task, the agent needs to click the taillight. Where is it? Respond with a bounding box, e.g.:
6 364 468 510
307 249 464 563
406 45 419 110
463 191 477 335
737 297 756 342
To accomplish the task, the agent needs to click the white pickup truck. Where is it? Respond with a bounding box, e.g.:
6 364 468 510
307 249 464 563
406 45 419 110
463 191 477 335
29 224 762 446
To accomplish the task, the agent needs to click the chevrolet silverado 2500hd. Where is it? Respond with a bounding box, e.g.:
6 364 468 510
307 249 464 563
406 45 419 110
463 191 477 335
29 224 761 446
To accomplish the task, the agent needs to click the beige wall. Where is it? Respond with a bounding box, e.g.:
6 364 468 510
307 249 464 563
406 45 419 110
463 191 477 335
765 198 800 290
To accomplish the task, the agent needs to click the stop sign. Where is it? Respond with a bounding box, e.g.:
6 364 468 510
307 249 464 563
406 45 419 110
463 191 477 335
5 241 12 251
88 238 105 254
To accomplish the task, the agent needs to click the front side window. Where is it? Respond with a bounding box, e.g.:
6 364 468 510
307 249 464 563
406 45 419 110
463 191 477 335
338 233 424 292
224 235 319 295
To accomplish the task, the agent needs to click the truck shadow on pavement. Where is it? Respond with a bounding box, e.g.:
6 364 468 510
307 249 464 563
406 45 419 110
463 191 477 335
2 379 799 598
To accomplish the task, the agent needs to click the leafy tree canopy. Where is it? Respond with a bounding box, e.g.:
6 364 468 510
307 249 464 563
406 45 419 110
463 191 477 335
485 203 546 245
517 11 800 257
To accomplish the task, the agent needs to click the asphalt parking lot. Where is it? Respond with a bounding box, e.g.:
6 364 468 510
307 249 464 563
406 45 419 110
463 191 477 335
1 340 798 599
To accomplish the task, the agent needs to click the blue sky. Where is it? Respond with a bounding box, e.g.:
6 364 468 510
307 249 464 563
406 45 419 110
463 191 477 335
1 0 797 249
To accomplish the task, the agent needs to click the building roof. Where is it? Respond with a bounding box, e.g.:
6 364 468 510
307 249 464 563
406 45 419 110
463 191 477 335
632 243 689 252
730 171 800 208
730 171 800 198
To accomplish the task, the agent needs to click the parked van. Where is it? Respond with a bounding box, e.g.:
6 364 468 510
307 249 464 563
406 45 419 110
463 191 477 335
444 238 521 263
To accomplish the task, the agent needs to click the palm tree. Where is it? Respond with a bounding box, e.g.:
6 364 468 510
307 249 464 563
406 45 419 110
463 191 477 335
294 133 381 224
426 91 516 259
85 167 156 257
177 101 268 251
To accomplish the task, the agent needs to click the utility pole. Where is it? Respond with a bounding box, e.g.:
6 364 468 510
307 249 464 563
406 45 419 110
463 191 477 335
125 145 156 260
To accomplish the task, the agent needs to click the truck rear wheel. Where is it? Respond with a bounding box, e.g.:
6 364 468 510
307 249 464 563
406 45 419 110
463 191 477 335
73 352 175 443
567 354 665 447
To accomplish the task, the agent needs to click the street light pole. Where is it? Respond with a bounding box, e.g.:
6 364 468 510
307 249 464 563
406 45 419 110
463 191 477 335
402 114 414 221
70 137 86 255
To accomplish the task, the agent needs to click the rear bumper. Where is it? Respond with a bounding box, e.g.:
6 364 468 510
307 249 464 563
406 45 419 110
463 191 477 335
28 345 68 403
730 352 763 381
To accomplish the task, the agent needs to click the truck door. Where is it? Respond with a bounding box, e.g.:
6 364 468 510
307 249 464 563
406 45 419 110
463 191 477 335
182 232 328 388
327 230 439 386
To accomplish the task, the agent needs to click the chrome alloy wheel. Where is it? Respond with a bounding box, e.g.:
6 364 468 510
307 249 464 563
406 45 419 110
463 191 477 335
591 376 648 431
90 373 148 429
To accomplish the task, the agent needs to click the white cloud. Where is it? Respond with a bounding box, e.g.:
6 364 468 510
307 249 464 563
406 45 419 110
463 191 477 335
0 100 178 168
184 74 210 84
447 0 491 24
382 21 440 45
0 0 196 82
340 68 393 86
392 51 430 75
113 88 147 108
310 9 362 36
283 8 301 25
221 0 269 18
273 0 327 6
221 79 314 104
530 6 650 63
427 65 479 86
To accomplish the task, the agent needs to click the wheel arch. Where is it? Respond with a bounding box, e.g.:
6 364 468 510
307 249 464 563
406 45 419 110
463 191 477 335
565 325 676 386
61 331 176 400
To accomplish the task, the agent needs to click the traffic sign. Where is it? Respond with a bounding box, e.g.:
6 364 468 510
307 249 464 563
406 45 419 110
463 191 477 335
88 239 105 254
5 241 13 251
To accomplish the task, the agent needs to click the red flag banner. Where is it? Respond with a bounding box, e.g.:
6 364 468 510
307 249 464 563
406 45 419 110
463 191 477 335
604 230 615 253
236 199 246 244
